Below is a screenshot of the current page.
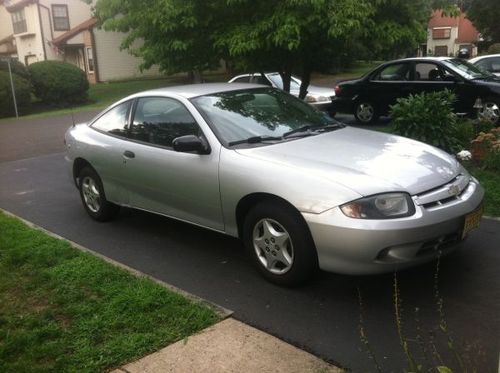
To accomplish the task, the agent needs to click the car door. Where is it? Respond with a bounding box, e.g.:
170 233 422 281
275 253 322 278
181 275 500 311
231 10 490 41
120 96 224 231
364 62 412 114
409 61 478 114
87 100 133 205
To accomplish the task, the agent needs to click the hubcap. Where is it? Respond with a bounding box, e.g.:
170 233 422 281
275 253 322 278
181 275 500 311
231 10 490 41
252 218 294 275
81 176 101 213
356 103 374 122
478 102 500 123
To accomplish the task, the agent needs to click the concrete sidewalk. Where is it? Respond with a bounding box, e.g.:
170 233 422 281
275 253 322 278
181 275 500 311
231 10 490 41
113 318 342 373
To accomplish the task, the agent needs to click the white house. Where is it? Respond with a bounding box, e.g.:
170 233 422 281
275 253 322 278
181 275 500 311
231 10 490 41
0 0 159 82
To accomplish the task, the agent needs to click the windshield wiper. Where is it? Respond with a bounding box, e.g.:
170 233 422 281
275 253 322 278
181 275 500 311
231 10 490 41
282 123 344 138
228 136 282 146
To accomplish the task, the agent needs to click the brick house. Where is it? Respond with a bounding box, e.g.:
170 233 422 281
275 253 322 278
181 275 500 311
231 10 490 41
0 0 159 82
421 10 480 58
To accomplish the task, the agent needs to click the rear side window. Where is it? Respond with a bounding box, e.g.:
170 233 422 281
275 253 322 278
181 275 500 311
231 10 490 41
233 76 251 83
91 101 131 137
129 97 200 148
374 63 410 81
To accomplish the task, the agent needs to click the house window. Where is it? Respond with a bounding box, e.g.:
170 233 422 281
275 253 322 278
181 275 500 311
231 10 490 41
86 47 94 73
432 28 451 39
52 4 70 31
11 9 27 34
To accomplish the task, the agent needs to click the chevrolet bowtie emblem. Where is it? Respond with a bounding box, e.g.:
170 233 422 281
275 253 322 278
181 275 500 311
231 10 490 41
448 185 461 196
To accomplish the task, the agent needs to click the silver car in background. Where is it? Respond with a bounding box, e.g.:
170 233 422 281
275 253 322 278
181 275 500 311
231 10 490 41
469 54 500 77
228 72 336 114
65 83 484 286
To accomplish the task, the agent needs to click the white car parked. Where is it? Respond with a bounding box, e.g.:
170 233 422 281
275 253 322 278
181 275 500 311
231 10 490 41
229 72 336 114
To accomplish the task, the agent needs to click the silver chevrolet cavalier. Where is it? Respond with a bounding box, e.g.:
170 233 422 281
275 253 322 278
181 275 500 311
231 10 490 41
65 83 484 286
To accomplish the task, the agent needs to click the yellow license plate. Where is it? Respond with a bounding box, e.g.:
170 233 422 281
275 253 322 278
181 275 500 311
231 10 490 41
462 204 484 239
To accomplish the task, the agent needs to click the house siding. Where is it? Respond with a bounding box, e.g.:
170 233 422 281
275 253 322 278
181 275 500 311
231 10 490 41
93 28 159 82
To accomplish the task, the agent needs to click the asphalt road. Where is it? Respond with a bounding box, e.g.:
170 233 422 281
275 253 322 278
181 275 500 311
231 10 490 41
0 112 498 372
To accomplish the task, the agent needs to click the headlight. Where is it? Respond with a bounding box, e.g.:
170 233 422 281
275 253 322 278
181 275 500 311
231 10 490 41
340 193 415 219
305 95 330 103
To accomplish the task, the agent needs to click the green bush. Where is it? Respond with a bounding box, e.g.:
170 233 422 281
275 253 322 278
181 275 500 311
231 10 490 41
0 59 30 80
28 61 89 105
0 71 31 117
390 90 460 153
487 43 500 54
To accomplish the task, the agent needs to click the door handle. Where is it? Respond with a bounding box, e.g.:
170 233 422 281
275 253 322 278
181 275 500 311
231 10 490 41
123 150 135 159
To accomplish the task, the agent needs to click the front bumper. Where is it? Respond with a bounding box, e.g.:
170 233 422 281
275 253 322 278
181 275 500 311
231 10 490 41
303 179 484 275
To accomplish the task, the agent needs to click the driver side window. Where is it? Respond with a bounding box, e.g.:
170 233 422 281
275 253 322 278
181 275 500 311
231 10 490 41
129 97 200 148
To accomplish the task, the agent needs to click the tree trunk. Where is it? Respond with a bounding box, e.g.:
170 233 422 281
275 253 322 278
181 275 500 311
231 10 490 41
299 65 311 100
279 67 292 93
188 70 204 83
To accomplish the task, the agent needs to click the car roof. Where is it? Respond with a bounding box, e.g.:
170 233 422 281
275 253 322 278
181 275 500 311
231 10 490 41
469 54 500 62
385 56 454 64
127 83 265 99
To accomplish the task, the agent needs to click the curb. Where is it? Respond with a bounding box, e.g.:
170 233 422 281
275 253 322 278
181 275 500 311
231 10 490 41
0 207 233 319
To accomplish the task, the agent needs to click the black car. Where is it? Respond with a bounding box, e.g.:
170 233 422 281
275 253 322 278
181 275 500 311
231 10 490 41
332 57 500 124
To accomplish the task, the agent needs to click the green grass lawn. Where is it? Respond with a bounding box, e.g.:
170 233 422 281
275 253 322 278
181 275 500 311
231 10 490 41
469 167 500 217
1 73 230 122
0 212 219 372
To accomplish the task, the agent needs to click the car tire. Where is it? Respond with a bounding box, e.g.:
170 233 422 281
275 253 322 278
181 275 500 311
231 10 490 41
78 166 119 221
242 201 318 286
477 98 500 125
354 100 379 124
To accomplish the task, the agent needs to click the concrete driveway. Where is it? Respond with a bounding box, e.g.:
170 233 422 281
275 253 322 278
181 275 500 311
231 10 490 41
0 112 498 372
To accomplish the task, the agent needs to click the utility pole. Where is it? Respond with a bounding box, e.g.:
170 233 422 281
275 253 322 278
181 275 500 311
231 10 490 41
5 58 19 118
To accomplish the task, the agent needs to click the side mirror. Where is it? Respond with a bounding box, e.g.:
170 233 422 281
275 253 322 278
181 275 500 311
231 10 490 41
172 135 209 154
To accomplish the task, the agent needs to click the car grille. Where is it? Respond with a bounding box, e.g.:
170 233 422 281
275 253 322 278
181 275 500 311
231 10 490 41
416 233 461 257
414 174 471 209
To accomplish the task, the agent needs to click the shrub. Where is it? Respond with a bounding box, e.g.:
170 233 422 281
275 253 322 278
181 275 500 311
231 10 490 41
0 71 31 117
28 61 89 105
390 90 460 153
471 128 500 171
0 59 30 80
487 43 500 54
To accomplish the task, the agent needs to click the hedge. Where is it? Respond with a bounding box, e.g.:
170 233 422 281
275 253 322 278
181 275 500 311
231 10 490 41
0 71 31 117
28 61 89 105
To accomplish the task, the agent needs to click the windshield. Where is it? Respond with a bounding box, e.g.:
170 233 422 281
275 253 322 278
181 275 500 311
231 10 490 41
441 58 495 80
267 74 301 90
191 88 337 146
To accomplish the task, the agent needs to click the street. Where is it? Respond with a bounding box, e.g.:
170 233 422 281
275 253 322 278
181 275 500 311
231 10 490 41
0 112 498 372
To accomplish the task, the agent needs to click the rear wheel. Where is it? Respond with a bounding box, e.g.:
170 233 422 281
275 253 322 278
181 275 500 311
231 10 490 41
243 201 318 286
78 167 119 221
354 100 378 124
477 99 500 125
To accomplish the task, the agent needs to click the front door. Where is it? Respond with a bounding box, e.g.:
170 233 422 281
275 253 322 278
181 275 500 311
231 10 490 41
121 96 224 231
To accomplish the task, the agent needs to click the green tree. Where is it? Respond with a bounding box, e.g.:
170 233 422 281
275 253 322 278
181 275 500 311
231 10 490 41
92 0 456 96
466 0 500 42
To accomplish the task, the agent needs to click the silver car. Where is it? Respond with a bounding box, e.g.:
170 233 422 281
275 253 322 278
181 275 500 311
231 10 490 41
228 72 336 114
469 54 500 77
65 83 484 285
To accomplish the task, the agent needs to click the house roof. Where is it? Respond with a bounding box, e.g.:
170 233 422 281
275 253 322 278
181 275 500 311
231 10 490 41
428 10 479 44
457 15 479 43
0 34 14 45
51 18 97 46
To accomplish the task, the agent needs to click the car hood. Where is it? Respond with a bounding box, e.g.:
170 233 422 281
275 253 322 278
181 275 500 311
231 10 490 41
235 127 460 196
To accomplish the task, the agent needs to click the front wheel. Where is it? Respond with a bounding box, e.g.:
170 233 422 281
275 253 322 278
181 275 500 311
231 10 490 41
354 101 378 124
243 201 318 286
78 167 120 221
477 99 500 125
